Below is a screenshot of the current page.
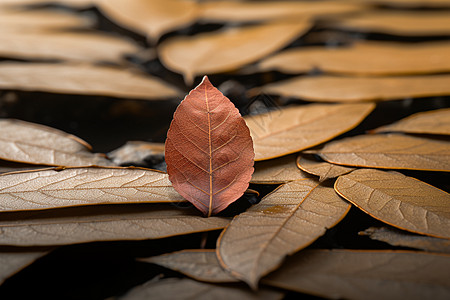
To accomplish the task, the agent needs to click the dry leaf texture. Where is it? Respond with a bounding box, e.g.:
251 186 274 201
0 251 47 284
118 277 283 300
373 108 450 135
0 119 111 167
251 155 310 184
0 167 184 211
319 133 450 171
264 249 450 300
0 204 229 246
257 41 450 75
108 141 165 166
245 103 375 160
218 179 350 288
165 76 254 216
142 250 238 283
0 62 181 100
158 21 311 84
360 227 450 254
335 169 450 239
296 155 355 182
255 74 450 102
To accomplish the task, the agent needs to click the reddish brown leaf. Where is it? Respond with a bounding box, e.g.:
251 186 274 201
165 76 254 216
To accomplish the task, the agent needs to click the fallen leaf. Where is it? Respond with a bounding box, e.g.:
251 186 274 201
329 11 450 36
361 0 450 8
158 21 311 84
118 277 283 300
296 155 355 182
373 108 450 135
252 74 450 102
251 155 310 184
264 249 450 300
0 250 47 285
0 204 229 246
141 249 238 283
0 31 142 63
0 160 49 174
165 76 254 216
0 0 94 9
0 62 181 100
0 167 184 211
257 41 450 75
217 179 350 288
335 168 450 239
0 119 111 167
244 103 375 160
97 0 198 42
360 227 450 254
198 0 363 23
108 141 165 166
318 133 450 171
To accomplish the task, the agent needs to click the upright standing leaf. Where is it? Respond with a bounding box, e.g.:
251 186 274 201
165 76 254 216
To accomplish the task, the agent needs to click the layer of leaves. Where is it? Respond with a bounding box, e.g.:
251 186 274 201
264 249 450 300
253 74 450 102
318 133 450 171
296 155 355 182
257 41 450 75
108 141 165 166
0 250 47 285
0 119 111 167
217 179 350 288
251 155 310 184
335 168 450 239
0 204 229 246
158 20 311 84
0 167 184 211
360 227 450 254
165 76 254 216
373 108 450 135
0 62 181 100
245 103 375 160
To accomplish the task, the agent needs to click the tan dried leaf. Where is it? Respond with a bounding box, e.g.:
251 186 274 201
0 204 229 246
158 21 311 84
251 155 310 184
335 168 450 239
118 277 283 300
0 119 111 167
257 42 450 75
0 0 94 9
318 133 450 171
142 250 238 283
264 249 450 300
360 0 450 8
373 108 450 135
97 0 198 41
0 250 47 285
360 227 450 254
217 179 350 288
198 0 363 22
296 155 355 182
0 167 185 211
0 31 141 63
330 11 450 36
108 141 165 166
245 103 375 160
0 62 181 100
0 160 48 175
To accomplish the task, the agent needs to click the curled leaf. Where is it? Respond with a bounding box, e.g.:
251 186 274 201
165 76 254 216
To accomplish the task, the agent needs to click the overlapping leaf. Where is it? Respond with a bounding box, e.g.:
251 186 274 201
318 134 450 171
335 168 450 239
360 227 450 254
0 250 47 285
264 249 450 300
165 76 254 216
244 103 374 160
158 20 311 84
217 179 350 288
0 167 184 211
257 42 450 75
108 141 165 166
373 108 450 135
251 155 310 184
0 119 111 167
296 155 355 182
0 63 181 100
0 204 229 246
